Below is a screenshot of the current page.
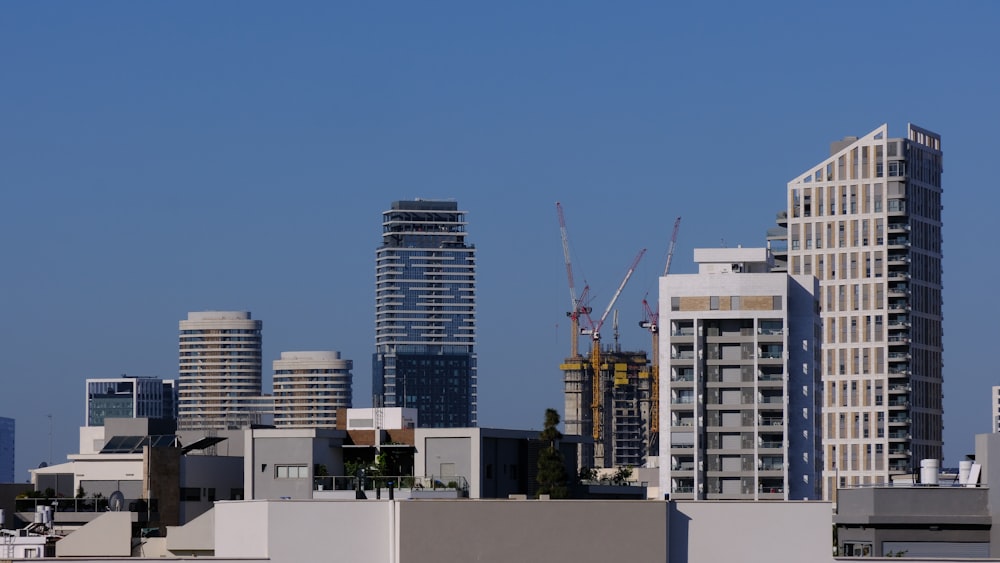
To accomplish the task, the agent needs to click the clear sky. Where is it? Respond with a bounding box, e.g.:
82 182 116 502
2 1 997 480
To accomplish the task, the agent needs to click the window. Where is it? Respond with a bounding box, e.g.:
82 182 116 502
276 464 309 479
709 296 719 310
671 297 680 311
181 487 201 502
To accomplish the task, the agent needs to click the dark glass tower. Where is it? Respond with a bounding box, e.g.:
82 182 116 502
373 200 477 427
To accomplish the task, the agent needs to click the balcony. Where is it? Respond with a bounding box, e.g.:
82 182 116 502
887 284 909 296
15 497 159 525
758 394 784 406
760 415 784 427
313 475 469 499
671 371 694 382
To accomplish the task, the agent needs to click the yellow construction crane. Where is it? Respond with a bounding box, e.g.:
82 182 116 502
640 217 681 436
584 248 646 441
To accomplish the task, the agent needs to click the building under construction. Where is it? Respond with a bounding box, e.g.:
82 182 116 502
561 347 653 470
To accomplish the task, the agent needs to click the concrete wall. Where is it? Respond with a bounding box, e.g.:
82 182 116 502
250 435 316 500
398 500 668 563
55 511 133 557
180 455 243 523
670 501 834 563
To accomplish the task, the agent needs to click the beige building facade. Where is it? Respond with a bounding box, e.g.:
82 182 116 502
178 311 264 430
780 124 943 497
273 351 352 429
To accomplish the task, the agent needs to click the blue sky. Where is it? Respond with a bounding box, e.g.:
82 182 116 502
2 1 997 479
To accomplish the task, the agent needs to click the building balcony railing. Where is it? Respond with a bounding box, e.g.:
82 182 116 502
313 475 469 494
15 497 158 514
672 396 695 404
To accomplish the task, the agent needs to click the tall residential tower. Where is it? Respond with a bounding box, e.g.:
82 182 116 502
273 351 352 429
178 311 264 430
778 124 943 497
373 200 477 428
660 248 822 500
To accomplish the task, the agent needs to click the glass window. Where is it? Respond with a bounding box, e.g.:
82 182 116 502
276 465 309 479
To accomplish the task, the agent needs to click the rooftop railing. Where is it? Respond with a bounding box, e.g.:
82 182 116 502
313 475 469 493
15 497 158 513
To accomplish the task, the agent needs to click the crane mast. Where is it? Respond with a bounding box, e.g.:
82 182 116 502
642 217 681 436
556 202 591 358
589 248 646 441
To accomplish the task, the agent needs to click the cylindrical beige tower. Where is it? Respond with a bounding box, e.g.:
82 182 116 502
178 311 262 430
273 351 352 429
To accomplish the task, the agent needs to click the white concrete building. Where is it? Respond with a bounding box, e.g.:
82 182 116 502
178 311 264 430
659 247 822 500
993 386 1000 434
778 124 943 496
273 352 352 429
343 407 417 430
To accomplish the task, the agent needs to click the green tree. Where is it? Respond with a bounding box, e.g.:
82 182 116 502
536 408 569 499
612 465 634 486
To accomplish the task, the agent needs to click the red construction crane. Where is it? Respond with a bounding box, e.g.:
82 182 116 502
556 202 592 358
584 248 646 441
640 216 681 435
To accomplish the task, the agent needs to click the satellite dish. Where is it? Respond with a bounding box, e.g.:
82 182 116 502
108 491 125 512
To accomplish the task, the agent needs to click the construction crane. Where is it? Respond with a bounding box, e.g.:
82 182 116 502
556 202 592 358
584 248 647 441
640 216 681 436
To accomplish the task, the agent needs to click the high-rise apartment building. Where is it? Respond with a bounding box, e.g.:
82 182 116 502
85 376 177 426
273 351 352 429
0 416 13 483
777 124 943 497
659 248 822 500
992 386 1000 434
561 349 653 469
373 200 477 428
178 311 264 430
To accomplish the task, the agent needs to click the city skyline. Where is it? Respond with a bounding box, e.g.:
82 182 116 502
3 2 999 480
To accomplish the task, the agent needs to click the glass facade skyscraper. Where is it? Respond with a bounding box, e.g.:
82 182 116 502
0 416 13 483
373 200 477 427
85 376 177 426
